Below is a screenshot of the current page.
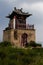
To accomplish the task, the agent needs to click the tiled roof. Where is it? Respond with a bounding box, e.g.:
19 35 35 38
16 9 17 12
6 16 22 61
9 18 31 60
6 7 32 18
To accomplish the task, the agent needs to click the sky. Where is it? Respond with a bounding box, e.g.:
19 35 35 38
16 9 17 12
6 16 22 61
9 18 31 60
0 0 43 46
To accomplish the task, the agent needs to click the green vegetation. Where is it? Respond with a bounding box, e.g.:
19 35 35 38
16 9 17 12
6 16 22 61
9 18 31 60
0 41 43 65
0 41 11 47
25 41 41 47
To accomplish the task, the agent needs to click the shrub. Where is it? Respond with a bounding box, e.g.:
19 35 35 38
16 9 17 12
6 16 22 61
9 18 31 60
25 41 42 47
36 43 42 47
0 41 11 47
29 41 37 47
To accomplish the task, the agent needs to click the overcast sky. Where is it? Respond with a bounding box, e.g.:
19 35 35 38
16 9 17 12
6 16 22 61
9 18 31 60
0 0 43 45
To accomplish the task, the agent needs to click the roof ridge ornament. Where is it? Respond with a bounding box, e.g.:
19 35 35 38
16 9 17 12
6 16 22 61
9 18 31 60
6 7 32 18
14 7 23 12
14 7 16 11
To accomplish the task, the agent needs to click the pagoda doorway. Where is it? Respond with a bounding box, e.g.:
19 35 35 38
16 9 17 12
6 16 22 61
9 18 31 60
21 33 28 47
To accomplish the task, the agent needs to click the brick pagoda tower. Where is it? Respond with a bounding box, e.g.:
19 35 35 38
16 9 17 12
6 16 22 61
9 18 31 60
3 7 35 47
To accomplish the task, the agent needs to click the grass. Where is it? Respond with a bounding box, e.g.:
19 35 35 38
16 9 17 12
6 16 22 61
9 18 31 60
0 41 43 65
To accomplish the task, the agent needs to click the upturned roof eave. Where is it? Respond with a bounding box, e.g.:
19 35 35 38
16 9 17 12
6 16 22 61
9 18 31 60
6 11 32 19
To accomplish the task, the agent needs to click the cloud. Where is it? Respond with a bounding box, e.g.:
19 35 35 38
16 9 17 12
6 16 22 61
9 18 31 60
36 24 43 42
20 2 43 13
3 0 16 3
30 2 43 12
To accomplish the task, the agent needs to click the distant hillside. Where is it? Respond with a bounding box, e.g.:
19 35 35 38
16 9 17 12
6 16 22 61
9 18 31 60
0 44 43 65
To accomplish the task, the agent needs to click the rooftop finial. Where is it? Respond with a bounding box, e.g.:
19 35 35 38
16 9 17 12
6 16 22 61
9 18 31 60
20 8 22 11
14 7 16 11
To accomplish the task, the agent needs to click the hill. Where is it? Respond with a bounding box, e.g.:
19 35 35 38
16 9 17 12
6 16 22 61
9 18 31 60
0 41 43 65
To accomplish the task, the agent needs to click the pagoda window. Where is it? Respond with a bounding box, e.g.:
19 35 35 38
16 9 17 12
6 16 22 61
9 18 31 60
14 30 18 40
18 19 26 24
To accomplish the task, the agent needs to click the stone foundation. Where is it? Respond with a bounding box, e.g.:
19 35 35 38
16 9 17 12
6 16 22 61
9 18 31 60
3 29 35 47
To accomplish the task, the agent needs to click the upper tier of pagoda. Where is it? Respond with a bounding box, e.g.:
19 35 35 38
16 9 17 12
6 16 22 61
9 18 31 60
6 7 32 19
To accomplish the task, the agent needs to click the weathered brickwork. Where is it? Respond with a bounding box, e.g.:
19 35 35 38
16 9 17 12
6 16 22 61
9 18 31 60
3 29 35 47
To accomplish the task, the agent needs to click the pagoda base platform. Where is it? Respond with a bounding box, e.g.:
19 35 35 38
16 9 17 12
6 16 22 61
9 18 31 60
3 29 35 47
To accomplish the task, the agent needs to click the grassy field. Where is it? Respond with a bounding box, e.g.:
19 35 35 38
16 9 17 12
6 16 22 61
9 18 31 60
0 41 43 65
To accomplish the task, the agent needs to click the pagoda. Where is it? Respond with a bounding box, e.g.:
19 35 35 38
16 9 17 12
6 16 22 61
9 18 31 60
3 7 35 47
